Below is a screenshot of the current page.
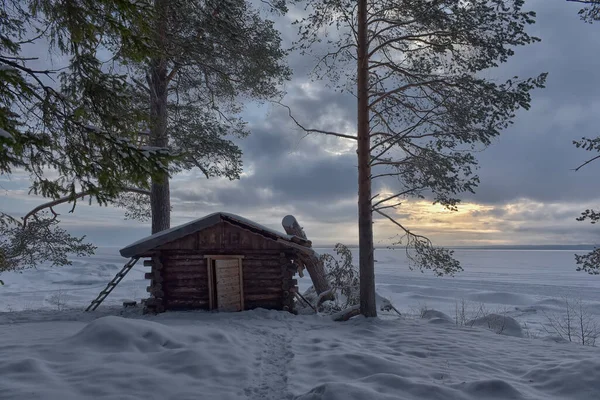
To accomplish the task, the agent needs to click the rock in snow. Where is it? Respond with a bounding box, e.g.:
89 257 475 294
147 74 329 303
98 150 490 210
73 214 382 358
467 314 524 338
421 309 454 323
1 309 600 399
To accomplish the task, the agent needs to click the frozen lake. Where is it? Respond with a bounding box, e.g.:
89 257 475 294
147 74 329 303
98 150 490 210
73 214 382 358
367 248 600 336
1 246 599 337
2 247 600 400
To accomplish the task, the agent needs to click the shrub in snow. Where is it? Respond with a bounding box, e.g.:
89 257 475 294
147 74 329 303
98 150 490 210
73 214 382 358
318 244 360 312
467 314 523 338
543 296 600 346
47 290 67 311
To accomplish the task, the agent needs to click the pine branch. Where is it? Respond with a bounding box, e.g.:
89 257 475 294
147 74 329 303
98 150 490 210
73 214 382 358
22 187 150 226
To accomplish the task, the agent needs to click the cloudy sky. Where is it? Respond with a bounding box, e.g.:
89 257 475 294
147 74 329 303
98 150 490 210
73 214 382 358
3 0 600 248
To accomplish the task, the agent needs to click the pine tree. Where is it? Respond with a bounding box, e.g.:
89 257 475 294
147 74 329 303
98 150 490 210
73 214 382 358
1 0 292 271
122 0 291 233
1 0 168 272
292 0 546 316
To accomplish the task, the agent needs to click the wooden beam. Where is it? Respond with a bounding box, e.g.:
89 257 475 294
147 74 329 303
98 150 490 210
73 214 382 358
238 258 245 311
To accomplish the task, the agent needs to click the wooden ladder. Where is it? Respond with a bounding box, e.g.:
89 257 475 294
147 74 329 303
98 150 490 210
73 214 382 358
85 257 140 311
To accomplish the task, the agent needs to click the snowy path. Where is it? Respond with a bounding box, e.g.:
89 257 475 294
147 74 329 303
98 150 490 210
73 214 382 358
1 308 600 399
242 322 295 399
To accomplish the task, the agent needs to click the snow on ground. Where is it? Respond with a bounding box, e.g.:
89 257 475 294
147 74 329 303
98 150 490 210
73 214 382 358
1 307 600 400
2 247 600 399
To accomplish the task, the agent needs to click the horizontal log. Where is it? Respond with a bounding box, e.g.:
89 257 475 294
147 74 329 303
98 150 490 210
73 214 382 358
243 286 283 295
144 304 165 313
144 298 164 306
244 293 282 301
152 256 163 265
146 283 162 291
166 287 207 295
164 295 208 303
240 259 283 268
164 260 207 268
165 300 209 309
164 255 206 261
163 253 206 259
162 266 207 274
163 275 208 286
243 278 283 286
242 272 283 280
242 259 282 266
164 259 206 265
241 267 282 276
165 294 208 301
144 273 164 282
162 266 208 273
164 284 208 292
161 272 207 280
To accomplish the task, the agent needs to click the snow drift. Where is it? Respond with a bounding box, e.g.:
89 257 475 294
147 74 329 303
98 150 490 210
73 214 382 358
2 309 600 400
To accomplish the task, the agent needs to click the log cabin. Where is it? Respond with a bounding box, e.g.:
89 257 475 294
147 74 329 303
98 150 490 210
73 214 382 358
119 212 320 314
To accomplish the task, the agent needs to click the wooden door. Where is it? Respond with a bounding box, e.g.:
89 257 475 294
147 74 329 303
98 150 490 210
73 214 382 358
214 259 243 312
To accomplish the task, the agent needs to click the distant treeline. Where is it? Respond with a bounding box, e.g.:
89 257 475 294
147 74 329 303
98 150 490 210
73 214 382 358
314 245 599 251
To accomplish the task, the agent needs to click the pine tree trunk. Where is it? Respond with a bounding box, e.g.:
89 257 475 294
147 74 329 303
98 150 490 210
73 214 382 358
356 0 377 318
149 0 170 234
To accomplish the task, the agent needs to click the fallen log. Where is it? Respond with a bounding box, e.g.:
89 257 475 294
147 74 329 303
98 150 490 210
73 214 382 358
282 215 332 300
331 305 361 322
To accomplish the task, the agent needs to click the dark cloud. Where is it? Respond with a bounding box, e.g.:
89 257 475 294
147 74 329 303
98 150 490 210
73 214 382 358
464 0 600 205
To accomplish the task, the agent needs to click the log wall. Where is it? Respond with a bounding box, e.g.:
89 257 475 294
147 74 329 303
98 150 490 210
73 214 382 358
142 221 299 313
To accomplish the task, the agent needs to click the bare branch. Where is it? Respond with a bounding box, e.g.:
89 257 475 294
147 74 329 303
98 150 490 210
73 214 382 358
574 154 600 172
374 208 423 240
372 187 424 208
273 101 358 140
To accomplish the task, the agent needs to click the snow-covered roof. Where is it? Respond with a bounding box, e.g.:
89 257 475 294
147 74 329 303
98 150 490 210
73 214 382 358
120 212 310 258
